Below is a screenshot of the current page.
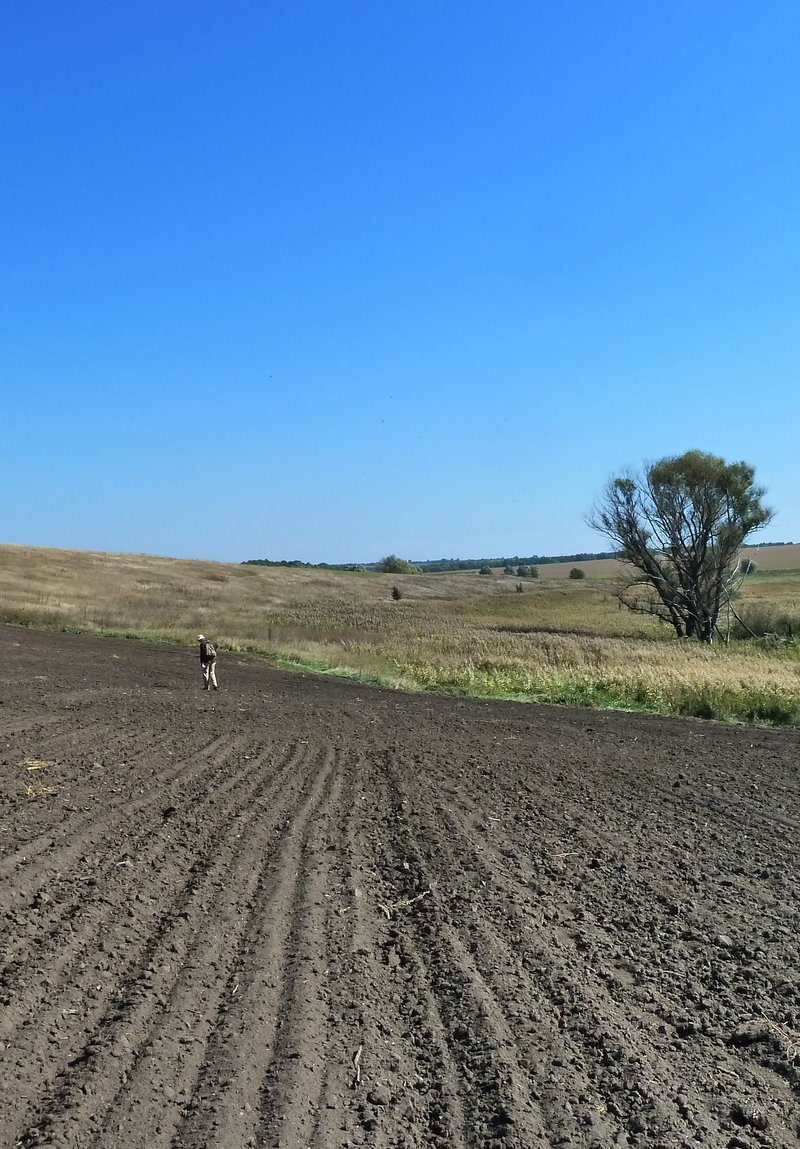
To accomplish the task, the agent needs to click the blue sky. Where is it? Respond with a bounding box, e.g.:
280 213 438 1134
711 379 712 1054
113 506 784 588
3 2 798 563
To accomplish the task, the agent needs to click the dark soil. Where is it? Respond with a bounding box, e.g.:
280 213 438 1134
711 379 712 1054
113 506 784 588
1 625 799 1149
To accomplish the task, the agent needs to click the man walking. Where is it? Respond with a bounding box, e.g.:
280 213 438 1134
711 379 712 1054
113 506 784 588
197 634 218 690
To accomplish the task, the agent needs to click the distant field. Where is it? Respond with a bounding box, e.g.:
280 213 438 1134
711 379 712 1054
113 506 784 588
525 556 624 578
1 542 800 725
520 544 800 579
738 543 800 569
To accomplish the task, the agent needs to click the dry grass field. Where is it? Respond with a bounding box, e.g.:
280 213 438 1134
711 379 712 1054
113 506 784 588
2 542 800 725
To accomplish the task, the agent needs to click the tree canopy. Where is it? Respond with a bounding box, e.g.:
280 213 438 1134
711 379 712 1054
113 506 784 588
589 450 773 642
379 555 419 574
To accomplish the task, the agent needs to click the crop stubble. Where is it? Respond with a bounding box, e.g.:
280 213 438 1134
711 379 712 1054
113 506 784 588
1 626 799 1148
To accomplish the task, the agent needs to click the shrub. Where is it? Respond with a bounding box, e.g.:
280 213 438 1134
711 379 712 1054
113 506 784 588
479 565 492 576
380 555 418 574
569 567 586 579
529 565 539 579
516 565 530 578
728 602 798 640
391 585 402 601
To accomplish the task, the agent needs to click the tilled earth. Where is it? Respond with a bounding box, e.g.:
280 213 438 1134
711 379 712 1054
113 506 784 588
1 627 799 1149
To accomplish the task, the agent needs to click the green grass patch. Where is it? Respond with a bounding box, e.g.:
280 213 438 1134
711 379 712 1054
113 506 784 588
275 655 403 690
748 568 800 580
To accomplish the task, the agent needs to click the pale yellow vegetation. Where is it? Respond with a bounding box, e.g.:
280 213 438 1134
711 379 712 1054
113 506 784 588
2 543 799 724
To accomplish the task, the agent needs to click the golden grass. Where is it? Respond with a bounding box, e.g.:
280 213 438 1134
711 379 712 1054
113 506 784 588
2 543 800 725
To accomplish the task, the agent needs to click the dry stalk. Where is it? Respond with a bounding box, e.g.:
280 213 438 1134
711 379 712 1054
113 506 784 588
24 758 56 771
765 1019 800 1063
377 889 431 920
351 1043 363 1088
24 782 57 799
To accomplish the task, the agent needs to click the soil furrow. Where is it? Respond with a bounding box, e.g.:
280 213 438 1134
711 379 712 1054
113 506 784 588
254 752 342 1147
3 626 800 1148
391 757 800 1144
0 730 235 881
376 758 552 1146
0 713 67 738
5 742 314 1147
403 769 795 1143
90 745 339 1149
172 747 341 1149
308 753 472 1149
0 732 259 993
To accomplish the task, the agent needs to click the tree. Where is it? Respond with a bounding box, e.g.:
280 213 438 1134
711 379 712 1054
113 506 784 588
379 554 418 574
588 450 773 643
479 565 493 576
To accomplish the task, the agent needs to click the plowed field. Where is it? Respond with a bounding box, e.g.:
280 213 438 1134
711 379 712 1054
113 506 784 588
1 626 799 1148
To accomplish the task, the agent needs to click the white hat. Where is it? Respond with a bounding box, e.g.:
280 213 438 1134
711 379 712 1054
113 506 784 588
197 634 205 641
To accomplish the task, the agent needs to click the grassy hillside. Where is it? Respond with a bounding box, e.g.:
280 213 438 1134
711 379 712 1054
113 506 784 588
2 543 800 726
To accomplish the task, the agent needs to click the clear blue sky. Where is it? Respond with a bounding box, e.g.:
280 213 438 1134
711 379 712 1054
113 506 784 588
3 2 799 563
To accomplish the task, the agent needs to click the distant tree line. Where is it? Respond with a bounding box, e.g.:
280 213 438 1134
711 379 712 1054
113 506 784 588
242 541 793 573
741 540 794 547
242 552 613 573
242 558 367 571
411 551 617 573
